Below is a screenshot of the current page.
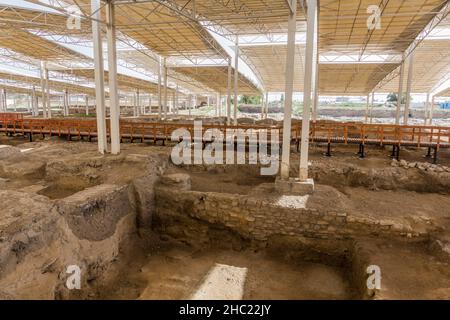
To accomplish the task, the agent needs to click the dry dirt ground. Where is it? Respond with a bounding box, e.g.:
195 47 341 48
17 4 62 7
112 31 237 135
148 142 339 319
0 134 449 300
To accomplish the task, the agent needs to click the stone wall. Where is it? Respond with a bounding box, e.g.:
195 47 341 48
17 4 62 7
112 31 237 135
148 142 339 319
154 174 427 244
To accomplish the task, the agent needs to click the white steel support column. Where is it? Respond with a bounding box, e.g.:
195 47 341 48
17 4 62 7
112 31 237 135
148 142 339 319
424 92 430 125
312 70 319 122
265 91 269 118
149 94 152 114
63 89 69 116
45 67 51 118
215 93 220 117
395 57 405 125
218 94 222 117
106 0 121 155
233 36 239 125
136 89 141 117
188 94 192 116
158 56 162 119
4 89 7 112
40 61 47 118
369 92 375 124
312 33 319 122
163 58 168 119
31 86 37 116
91 0 107 154
364 94 370 123
430 95 435 125
260 92 264 119
299 0 318 181
85 95 89 116
27 94 32 113
227 58 232 125
133 91 137 117
404 51 415 125
0 88 4 112
2 89 6 112
280 0 297 179
175 85 179 114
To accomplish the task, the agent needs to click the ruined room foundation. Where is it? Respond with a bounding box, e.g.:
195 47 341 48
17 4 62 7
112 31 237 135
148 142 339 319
0 138 449 300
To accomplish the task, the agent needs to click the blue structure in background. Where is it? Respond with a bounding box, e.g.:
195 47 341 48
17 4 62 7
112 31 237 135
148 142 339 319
440 102 450 109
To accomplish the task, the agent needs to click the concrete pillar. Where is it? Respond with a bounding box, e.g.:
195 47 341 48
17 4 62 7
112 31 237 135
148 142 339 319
281 0 297 180
106 0 121 154
299 0 318 182
91 0 108 154
227 58 232 125
234 36 239 125
395 57 405 125
404 51 415 125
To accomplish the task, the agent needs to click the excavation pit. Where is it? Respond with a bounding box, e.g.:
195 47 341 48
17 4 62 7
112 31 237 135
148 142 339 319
0 140 448 300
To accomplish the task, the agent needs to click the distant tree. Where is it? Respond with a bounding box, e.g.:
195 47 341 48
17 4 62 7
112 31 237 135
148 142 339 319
386 92 411 105
239 95 261 105
387 93 397 102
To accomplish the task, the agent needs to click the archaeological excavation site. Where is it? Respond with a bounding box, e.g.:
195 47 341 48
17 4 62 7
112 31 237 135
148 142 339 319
0 0 450 308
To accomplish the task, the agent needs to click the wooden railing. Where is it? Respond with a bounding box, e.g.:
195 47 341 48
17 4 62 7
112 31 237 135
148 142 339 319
0 114 449 150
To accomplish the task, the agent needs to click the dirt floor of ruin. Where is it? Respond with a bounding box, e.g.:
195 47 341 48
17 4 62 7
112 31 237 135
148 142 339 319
0 133 449 300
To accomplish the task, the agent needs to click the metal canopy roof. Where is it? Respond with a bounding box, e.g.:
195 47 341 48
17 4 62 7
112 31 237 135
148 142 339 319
0 1 448 98
164 0 307 36
171 66 260 95
239 44 305 92
319 63 399 95
319 0 447 56
0 28 89 61
0 71 97 96
377 39 450 93
56 68 174 95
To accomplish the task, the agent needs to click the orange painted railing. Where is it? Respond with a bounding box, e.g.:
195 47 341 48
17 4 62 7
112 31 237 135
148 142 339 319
0 114 449 149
